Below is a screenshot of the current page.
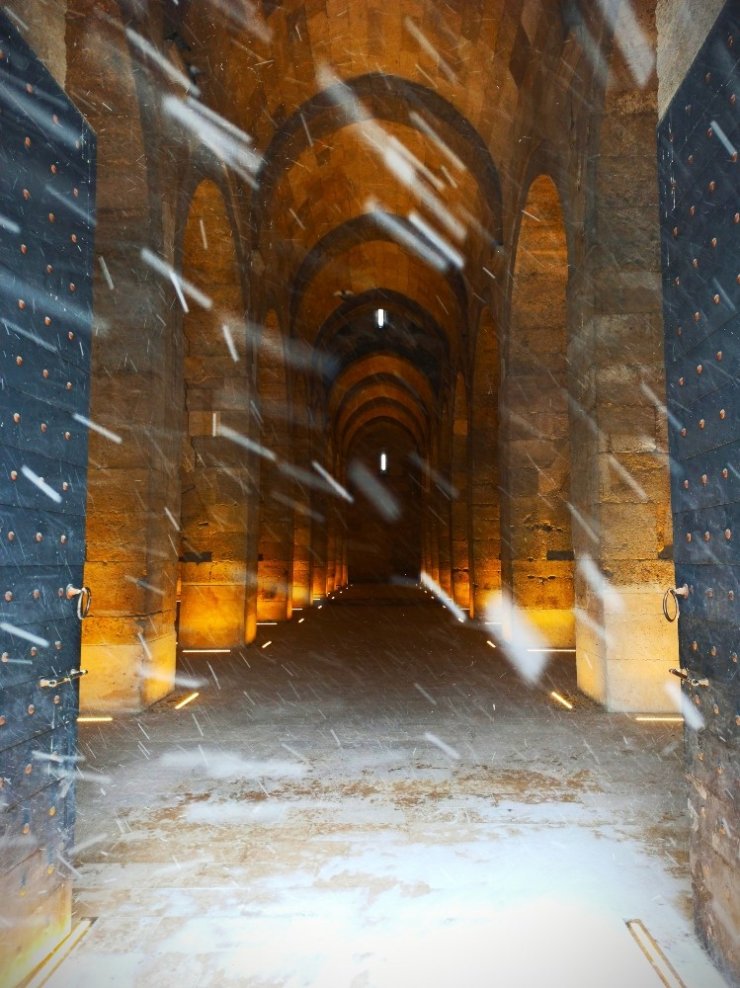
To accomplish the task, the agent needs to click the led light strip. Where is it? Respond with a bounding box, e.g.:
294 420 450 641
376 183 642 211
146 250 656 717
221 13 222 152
550 691 573 710
174 691 199 710
634 715 683 724
181 648 230 654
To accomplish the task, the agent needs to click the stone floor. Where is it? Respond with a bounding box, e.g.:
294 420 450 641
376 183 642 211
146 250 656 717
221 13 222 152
38 585 728 987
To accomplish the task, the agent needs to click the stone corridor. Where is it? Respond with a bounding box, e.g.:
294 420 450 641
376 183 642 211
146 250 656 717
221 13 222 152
1 2 738 984
35 586 725 987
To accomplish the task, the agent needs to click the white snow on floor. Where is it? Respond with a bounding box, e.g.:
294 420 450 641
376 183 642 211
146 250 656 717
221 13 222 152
42 587 730 988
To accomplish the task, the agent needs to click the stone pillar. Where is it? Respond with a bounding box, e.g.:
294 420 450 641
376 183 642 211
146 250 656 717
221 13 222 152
5 0 67 86
470 307 502 618
292 506 313 607
178 405 253 648
66 5 180 712
570 13 677 710
450 375 471 608
325 503 338 594
256 467 294 621
256 313 294 621
420 464 437 581
436 489 453 596
290 390 314 607
310 497 328 602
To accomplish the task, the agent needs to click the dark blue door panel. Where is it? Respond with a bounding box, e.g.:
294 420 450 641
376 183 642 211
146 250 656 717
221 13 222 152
660 11 740 730
658 3 739 975
0 11 94 981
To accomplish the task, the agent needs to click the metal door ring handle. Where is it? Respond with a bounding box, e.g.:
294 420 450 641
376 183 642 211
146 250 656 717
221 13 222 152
662 589 679 621
662 584 688 622
66 584 92 619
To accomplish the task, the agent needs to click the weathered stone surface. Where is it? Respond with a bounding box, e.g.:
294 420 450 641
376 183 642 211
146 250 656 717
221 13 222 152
686 729 740 987
600 503 662 559
656 0 726 117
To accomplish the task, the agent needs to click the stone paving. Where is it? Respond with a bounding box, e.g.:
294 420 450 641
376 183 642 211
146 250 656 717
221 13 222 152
40 586 728 987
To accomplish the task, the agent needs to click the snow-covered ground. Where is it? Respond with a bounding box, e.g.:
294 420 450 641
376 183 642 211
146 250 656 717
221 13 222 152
44 585 729 987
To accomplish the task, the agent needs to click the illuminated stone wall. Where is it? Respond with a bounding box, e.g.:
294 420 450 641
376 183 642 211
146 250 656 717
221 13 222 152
11 0 683 716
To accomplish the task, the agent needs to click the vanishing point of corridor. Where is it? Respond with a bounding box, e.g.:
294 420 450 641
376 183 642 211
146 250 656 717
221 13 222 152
38 586 724 987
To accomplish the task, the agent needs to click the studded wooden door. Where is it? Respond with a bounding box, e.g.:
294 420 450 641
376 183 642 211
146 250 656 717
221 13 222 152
0 13 95 985
658 2 739 978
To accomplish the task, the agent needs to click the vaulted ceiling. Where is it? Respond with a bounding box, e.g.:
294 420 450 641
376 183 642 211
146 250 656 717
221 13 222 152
169 0 570 464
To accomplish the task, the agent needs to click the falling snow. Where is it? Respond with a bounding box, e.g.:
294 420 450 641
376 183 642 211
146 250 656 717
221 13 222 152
1 1 737 986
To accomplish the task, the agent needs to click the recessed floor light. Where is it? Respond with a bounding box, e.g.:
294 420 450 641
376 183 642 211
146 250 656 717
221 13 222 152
550 691 573 710
634 715 683 723
174 692 199 710
181 649 231 654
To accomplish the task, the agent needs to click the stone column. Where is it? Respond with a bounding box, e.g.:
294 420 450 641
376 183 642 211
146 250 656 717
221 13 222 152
66 5 181 711
256 313 294 621
570 16 677 710
290 384 314 608
470 307 502 618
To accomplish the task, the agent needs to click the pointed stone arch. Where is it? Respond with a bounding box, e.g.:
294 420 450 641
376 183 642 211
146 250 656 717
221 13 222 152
502 173 574 647
178 178 253 648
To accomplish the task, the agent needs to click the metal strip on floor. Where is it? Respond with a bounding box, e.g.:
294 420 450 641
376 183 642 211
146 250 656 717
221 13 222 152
21 919 96 988
626 919 687 988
